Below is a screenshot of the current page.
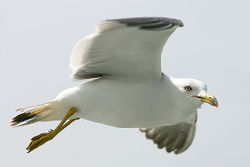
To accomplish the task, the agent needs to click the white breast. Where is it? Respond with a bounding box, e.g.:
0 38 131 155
55 75 197 128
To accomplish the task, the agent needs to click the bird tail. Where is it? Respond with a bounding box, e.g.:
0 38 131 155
11 101 55 127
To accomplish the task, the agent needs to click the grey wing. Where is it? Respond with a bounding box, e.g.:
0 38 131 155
70 17 183 80
140 112 197 154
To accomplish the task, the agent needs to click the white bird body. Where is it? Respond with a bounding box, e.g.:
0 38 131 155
11 17 218 154
50 75 198 128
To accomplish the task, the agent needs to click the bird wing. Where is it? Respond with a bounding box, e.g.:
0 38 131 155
70 17 183 80
140 112 197 154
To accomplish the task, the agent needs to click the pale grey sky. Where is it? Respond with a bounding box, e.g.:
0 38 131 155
1 0 250 167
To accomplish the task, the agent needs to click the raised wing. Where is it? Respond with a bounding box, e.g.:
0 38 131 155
70 17 183 80
140 112 197 154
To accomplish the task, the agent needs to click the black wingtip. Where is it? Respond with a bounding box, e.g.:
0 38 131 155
108 17 184 30
177 19 184 27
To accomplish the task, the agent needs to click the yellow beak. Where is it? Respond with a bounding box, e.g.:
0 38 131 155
197 93 219 108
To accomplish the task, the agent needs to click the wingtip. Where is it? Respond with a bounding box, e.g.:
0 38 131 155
172 18 184 27
106 17 184 30
177 19 184 27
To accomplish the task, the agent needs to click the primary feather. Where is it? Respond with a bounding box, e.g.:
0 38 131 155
140 112 197 154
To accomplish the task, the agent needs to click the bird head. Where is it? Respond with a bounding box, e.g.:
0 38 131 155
170 78 218 108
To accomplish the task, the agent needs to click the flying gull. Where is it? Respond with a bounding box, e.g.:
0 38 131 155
11 17 218 154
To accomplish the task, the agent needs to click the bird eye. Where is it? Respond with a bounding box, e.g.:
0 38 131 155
184 86 192 91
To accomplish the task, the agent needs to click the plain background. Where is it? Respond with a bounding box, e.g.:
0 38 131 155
1 0 250 166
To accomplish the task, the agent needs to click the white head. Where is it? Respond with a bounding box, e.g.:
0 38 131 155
170 78 218 108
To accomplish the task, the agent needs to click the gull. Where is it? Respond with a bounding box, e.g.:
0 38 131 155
11 17 218 154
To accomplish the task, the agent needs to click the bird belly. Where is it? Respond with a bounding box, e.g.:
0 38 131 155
55 77 195 128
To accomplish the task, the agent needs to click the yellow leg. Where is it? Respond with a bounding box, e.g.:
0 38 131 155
26 107 79 153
